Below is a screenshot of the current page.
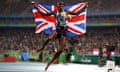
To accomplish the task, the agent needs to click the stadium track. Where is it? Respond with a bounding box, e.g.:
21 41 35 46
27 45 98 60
0 62 120 72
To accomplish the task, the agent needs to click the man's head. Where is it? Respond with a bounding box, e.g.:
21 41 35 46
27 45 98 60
57 1 64 7
57 1 64 12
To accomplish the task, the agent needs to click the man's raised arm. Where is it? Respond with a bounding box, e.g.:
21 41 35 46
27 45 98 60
67 2 88 15
31 1 55 16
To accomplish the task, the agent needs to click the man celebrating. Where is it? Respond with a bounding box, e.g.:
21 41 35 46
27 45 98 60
32 1 88 71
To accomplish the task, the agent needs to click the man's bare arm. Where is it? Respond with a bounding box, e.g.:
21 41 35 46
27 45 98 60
31 1 55 16
67 2 88 15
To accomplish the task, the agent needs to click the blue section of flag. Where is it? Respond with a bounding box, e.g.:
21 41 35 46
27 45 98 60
66 31 78 37
40 4 53 11
35 21 43 26
64 4 75 10
43 27 53 35
75 23 86 30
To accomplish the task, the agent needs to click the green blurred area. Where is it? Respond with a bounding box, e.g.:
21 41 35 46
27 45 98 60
0 50 120 66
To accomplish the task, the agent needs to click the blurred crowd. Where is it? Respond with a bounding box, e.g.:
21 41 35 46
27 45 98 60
0 0 120 25
0 0 120 62
0 27 120 56
87 15 120 23
0 0 120 14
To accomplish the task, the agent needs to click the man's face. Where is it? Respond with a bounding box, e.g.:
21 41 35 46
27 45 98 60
58 1 64 8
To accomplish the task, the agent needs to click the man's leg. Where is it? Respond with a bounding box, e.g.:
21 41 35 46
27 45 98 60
45 38 66 71
39 31 56 51
45 50 62 71
39 39 51 51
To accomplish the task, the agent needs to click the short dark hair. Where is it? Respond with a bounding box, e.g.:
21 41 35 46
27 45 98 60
57 1 64 6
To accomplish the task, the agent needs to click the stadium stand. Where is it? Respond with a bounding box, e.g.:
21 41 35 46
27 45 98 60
0 0 120 26
0 0 120 14
0 0 120 64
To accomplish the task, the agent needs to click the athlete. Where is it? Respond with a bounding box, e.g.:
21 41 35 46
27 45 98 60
32 1 88 71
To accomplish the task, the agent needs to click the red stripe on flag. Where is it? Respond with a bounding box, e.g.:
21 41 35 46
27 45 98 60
68 26 83 35
67 14 85 22
72 3 84 12
44 16 56 28
37 4 49 13
33 11 56 22
36 23 48 31
44 16 56 22
33 12 42 18
53 5 58 12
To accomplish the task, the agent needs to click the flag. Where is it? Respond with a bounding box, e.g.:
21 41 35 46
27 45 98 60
31 2 87 36
32 2 57 34
65 3 87 36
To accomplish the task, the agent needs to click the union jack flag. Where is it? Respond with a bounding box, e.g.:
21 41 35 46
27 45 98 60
31 1 87 36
